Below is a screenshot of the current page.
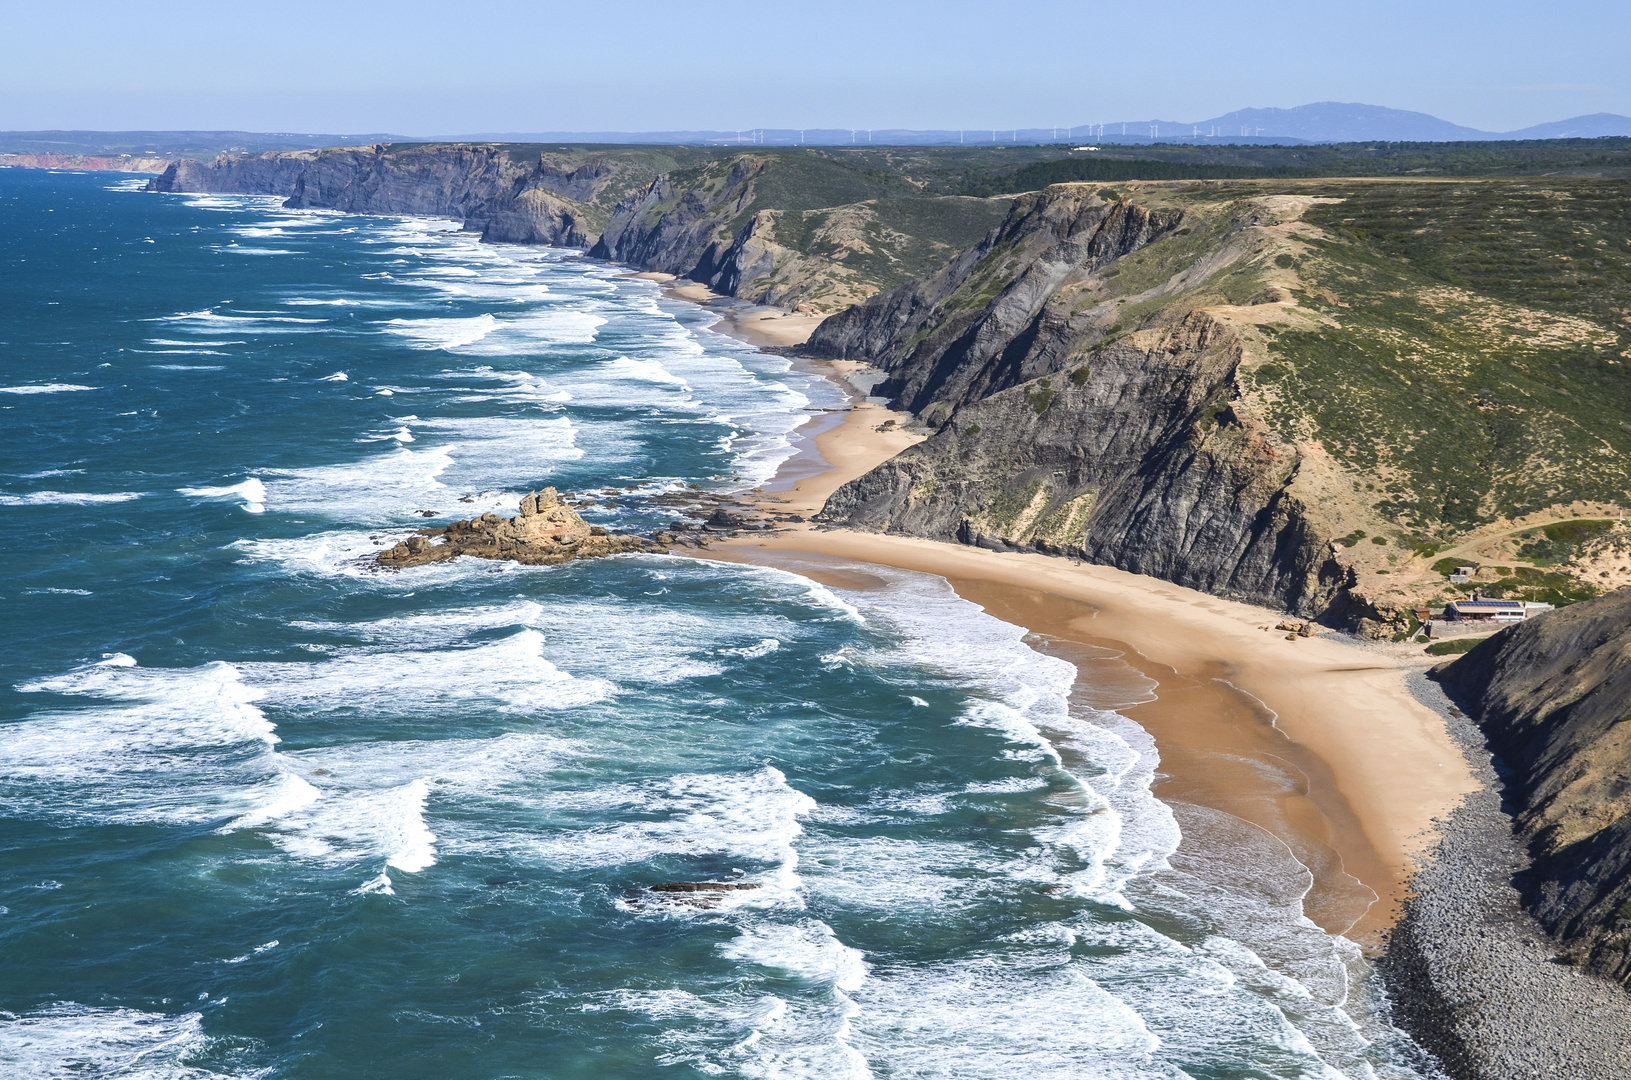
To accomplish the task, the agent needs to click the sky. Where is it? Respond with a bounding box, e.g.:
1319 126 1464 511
2 0 1627 135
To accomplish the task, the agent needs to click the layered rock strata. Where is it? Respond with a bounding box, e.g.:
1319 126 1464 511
810 186 1350 616
377 488 663 568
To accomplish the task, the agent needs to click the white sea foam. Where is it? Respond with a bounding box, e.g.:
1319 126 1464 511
149 310 326 332
178 477 266 513
383 313 498 350
2 656 283 827
440 365 572 404
0 1004 241 1080
0 490 142 506
721 921 868 993
318 372 349 382
720 638 780 659
246 628 614 714
599 355 691 389
0 383 96 394
535 767 813 906
255 445 456 520
253 776 439 877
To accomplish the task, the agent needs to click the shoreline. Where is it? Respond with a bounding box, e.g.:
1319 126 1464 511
629 271 829 350
672 309 1478 944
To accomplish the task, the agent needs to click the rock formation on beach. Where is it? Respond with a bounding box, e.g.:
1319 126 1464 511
377 487 663 568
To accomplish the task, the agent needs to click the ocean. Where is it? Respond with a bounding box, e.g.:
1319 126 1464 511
0 168 1429 1079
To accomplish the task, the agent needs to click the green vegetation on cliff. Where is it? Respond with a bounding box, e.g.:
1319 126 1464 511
1261 180 1631 532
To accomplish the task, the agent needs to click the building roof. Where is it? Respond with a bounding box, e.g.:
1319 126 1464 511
1450 598 1525 610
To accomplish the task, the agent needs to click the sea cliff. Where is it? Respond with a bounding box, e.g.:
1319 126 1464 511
1437 590 1631 979
1 153 172 172
808 186 1350 615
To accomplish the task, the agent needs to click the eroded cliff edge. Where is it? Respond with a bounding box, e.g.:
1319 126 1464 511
149 151 1631 628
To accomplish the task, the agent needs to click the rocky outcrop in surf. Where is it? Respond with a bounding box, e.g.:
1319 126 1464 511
1434 589 1631 984
378 488 663 568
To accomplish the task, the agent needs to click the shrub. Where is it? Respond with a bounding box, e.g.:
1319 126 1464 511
1069 366 1091 386
1027 378 1055 415
1426 637 1484 656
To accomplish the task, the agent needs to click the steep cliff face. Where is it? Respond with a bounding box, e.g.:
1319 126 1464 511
591 157 767 282
282 145 531 219
1437 590 1631 983
147 144 649 249
587 156 937 311
150 144 533 219
812 185 1351 614
150 151 315 196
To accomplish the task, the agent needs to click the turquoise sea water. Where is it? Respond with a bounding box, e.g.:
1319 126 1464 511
0 170 1430 1079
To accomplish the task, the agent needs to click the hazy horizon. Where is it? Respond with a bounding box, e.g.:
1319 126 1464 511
3 0 1627 135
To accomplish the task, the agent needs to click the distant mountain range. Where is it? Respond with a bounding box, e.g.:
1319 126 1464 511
436 103 1631 147
1085 102 1631 145
4 105 1630 154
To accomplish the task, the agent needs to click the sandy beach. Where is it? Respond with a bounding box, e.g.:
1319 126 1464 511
688 332 1479 946
632 271 829 349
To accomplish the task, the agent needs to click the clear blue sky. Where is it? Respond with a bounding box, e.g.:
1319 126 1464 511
3 0 1626 134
